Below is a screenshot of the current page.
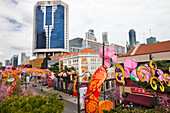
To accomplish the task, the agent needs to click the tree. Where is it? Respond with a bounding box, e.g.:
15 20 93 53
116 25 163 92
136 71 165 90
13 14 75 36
48 62 60 76
155 60 170 73
0 92 66 113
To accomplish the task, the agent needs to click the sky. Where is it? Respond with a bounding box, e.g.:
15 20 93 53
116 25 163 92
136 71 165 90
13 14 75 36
0 0 170 65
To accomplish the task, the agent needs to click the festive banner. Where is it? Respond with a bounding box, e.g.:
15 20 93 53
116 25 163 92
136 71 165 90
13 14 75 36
86 65 108 113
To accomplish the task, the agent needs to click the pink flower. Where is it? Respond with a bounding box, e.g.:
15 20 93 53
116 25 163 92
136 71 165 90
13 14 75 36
5 66 12 71
166 108 169 112
63 73 67 77
12 82 16 86
0 70 2 74
6 87 11 95
157 69 164 81
99 46 117 68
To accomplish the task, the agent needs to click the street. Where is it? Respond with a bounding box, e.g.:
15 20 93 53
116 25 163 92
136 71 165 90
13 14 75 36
26 83 84 113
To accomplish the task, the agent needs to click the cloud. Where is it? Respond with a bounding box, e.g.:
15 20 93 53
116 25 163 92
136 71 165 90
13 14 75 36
0 0 170 65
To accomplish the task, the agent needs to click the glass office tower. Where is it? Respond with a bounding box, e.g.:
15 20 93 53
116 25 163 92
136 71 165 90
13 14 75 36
33 1 69 58
129 29 136 48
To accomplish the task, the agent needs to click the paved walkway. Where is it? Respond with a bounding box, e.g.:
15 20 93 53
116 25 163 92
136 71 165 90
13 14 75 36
28 82 78 104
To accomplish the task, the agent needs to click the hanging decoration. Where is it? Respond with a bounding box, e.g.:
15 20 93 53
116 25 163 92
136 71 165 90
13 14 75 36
85 65 108 113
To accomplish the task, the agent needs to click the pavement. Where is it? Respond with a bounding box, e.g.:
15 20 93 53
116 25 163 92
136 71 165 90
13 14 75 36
27 81 78 104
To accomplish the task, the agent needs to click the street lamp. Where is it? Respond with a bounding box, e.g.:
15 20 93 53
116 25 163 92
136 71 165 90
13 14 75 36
25 72 27 90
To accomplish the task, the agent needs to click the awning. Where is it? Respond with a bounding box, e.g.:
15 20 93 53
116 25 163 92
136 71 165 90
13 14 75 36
124 94 154 107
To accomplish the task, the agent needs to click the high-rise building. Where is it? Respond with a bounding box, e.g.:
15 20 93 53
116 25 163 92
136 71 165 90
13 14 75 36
33 0 69 58
147 37 156 44
0 62 2 66
5 60 10 66
11 55 18 67
129 29 136 48
102 32 109 44
85 29 97 41
21 52 26 63
69 37 83 52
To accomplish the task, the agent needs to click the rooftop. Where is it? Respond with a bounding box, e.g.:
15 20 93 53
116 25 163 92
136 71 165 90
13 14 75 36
123 40 170 56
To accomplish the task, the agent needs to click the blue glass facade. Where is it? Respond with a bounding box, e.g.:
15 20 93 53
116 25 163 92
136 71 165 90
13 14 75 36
46 6 52 25
129 29 136 48
50 5 65 48
35 5 65 49
36 6 46 49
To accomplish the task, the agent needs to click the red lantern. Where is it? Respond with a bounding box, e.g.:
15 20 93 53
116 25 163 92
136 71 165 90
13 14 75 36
13 66 16 70
22 65 25 68
18 65 20 67
27 64 29 68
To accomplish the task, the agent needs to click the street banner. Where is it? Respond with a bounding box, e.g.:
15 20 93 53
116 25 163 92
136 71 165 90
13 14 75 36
86 65 108 113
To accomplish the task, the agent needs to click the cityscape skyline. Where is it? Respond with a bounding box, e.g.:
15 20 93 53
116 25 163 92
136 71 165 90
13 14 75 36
0 0 170 65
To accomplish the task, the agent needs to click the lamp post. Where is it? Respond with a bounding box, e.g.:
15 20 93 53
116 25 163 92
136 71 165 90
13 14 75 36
103 42 106 100
25 72 27 90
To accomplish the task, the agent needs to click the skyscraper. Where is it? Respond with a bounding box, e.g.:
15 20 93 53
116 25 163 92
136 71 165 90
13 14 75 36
10 55 18 67
5 60 10 66
102 32 109 44
129 29 136 48
33 0 69 58
85 29 97 41
21 52 26 63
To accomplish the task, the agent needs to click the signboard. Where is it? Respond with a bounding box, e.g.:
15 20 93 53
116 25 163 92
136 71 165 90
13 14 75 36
60 60 63 71
81 57 88 64
131 88 153 96
79 85 87 110
81 66 88 73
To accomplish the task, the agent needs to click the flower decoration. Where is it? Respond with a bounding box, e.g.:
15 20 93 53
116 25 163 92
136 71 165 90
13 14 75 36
63 73 67 77
22 68 27 73
5 66 12 71
12 82 16 86
99 46 117 68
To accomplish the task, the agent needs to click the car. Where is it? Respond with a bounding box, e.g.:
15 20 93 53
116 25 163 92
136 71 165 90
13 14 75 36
32 84 37 87
58 94 63 100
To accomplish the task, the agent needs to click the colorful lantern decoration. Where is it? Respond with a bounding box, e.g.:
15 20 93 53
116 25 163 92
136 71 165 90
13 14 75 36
86 65 108 113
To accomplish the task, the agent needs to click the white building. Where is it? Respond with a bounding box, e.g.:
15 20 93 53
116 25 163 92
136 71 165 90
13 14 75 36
51 48 117 90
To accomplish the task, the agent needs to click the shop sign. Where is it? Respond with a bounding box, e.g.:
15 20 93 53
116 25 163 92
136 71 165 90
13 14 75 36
131 88 153 96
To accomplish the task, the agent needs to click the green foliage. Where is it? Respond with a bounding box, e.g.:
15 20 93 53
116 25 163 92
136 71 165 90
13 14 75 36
48 62 60 76
0 92 66 113
103 106 170 113
155 60 170 73
136 81 170 94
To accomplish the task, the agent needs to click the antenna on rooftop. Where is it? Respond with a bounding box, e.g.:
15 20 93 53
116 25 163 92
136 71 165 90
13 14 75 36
143 33 145 43
149 29 152 37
